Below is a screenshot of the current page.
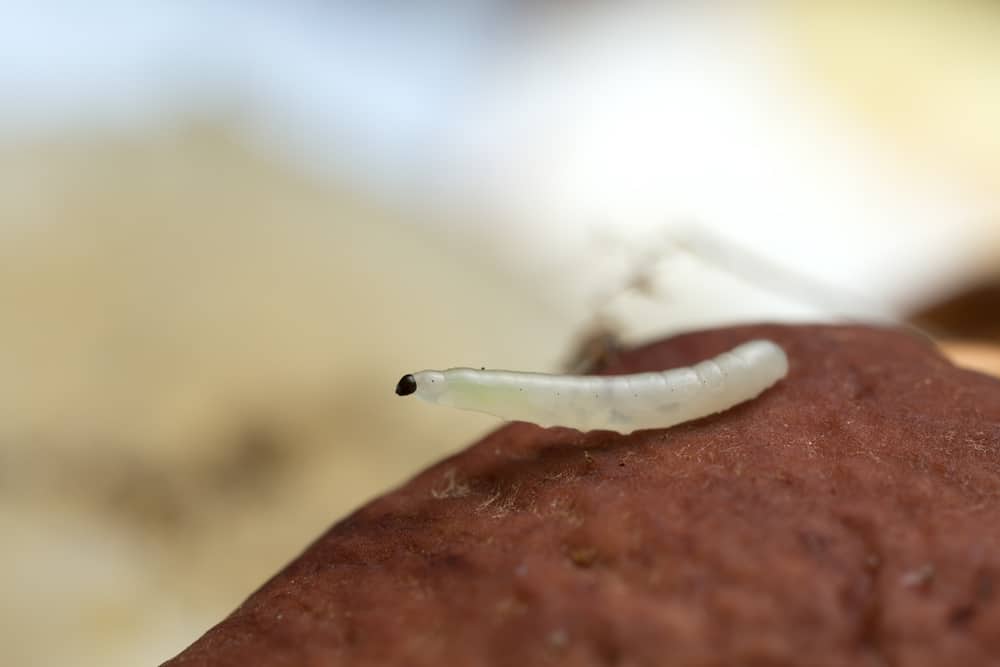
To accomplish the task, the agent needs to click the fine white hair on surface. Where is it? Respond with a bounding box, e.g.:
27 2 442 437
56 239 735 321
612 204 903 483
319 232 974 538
395 339 788 434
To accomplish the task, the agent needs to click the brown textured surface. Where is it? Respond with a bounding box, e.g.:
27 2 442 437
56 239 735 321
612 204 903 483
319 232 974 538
166 325 1000 666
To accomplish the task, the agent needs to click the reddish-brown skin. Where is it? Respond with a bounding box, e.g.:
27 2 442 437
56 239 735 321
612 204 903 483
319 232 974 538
166 325 1000 667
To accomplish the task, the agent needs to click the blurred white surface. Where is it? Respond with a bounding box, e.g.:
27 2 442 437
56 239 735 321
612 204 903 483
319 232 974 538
3 2 997 337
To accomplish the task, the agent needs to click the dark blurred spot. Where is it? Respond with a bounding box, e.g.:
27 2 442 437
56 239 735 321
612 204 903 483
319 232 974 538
104 457 187 533
949 604 977 627
977 570 994 601
563 326 623 374
908 282 1000 340
568 545 598 568
208 422 286 496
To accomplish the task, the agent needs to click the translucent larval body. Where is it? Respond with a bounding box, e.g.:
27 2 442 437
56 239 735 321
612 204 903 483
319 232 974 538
396 339 788 434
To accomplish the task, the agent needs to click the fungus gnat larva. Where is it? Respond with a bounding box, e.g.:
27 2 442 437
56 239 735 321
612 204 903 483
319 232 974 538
395 339 787 434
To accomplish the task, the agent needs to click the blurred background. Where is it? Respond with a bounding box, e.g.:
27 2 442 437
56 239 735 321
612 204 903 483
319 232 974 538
1 1 998 664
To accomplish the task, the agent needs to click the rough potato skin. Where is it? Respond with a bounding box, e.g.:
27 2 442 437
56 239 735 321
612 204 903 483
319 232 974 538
166 324 1000 667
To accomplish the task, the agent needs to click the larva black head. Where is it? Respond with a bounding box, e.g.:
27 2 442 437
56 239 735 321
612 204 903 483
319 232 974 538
395 374 417 396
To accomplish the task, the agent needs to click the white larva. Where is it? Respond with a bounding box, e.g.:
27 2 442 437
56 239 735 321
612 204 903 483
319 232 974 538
395 339 788 434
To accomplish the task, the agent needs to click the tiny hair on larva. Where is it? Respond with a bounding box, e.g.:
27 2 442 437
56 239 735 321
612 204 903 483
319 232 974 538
394 339 788 434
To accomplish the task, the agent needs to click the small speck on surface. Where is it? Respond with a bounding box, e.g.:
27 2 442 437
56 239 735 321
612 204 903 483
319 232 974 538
548 629 569 649
900 563 935 589
568 546 598 568
949 604 977 627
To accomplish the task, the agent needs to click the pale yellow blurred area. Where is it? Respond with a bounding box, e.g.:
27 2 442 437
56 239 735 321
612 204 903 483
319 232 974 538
939 340 1000 379
778 0 1000 196
0 123 568 666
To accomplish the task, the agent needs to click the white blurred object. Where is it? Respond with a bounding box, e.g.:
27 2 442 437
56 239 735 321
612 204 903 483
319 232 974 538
439 4 996 336
1 2 996 333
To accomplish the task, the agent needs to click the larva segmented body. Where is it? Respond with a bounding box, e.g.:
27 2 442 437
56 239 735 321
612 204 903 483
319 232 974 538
395 339 787 434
